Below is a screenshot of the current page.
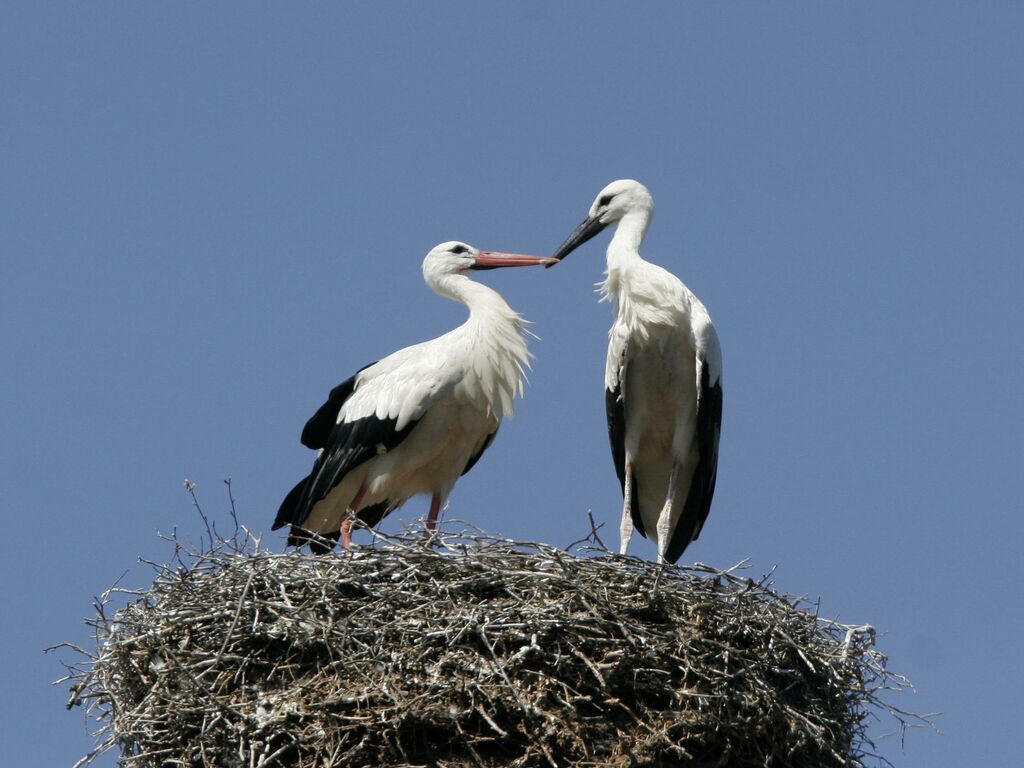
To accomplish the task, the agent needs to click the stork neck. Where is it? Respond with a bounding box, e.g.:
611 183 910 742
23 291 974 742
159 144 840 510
607 209 649 265
431 273 513 320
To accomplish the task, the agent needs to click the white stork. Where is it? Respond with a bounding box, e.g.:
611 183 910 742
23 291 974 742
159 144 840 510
274 241 555 552
550 180 723 564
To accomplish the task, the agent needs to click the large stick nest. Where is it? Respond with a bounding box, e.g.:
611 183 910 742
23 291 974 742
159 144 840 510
63 523 915 767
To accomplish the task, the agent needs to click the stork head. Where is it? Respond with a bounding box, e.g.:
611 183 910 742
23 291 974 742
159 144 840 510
423 241 556 281
550 179 654 265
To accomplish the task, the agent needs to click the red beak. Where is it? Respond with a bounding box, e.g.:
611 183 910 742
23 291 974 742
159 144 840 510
473 251 558 270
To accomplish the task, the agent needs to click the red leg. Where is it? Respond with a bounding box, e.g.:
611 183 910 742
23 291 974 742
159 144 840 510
340 517 353 551
425 493 443 535
341 484 368 551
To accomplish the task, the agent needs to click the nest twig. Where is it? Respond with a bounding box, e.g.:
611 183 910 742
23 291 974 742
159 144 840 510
59 519 924 767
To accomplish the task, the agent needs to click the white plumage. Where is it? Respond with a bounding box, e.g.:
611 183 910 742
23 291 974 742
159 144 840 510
551 180 723 564
274 241 553 552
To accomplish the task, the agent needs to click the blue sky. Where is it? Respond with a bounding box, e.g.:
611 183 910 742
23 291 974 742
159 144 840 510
3 3 1022 765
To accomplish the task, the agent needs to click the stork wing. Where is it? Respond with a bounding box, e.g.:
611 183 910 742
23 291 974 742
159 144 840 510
300 362 377 449
664 341 723 563
273 352 444 534
605 331 645 537
294 410 417 528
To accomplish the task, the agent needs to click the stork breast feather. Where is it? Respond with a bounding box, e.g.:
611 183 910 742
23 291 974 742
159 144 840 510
475 352 501 410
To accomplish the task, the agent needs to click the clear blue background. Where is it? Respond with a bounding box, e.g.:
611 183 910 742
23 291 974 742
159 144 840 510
4 3 1021 765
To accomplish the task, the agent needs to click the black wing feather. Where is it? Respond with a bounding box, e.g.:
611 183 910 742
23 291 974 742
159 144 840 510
285 499 392 553
275 476 310 530
274 412 417 532
607 374 645 539
287 527 340 555
461 429 497 477
606 386 626 492
664 359 722 564
300 361 377 449
274 360 418 548
302 414 415 517
354 499 392 530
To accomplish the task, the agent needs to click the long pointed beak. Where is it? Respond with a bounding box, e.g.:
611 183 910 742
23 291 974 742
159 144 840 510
547 214 609 267
473 251 558 270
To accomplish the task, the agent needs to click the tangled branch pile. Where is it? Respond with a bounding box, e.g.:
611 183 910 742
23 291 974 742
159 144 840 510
64 525 913 767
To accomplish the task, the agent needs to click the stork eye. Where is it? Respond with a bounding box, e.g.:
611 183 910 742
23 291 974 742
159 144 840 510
450 245 469 255
598 194 614 208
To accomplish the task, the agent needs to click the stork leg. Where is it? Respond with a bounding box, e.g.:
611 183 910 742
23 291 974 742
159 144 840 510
341 484 368 551
425 492 443 537
655 462 681 564
619 461 635 556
